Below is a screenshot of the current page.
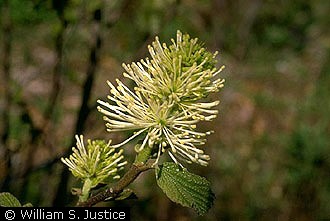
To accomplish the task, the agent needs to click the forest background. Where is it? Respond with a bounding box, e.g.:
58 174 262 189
0 0 330 220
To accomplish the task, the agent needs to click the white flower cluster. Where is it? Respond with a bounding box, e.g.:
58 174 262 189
97 30 225 167
61 135 127 187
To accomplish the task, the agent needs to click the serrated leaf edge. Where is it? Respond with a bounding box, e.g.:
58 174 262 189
0 192 22 207
156 162 215 215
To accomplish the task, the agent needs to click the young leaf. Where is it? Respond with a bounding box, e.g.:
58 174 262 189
0 192 21 207
155 162 215 215
114 189 137 201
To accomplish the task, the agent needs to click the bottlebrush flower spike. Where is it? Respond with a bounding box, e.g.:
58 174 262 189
61 135 127 188
123 30 225 102
97 30 225 167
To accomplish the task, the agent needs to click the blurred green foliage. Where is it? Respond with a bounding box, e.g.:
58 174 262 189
1 0 330 220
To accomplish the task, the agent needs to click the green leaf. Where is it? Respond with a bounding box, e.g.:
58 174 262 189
114 189 137 201
23 203 33 207
0 192 22 207
155 162 215 215
134 145 152 164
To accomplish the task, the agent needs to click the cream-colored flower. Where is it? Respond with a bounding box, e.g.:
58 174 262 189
123 30 225 101
97 79 213 167
97 30 225 167
61 135 127 187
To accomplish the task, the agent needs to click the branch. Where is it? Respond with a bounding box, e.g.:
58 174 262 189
1 0 12 146
0 0 13 191
42 12 67 131
52 7 102 206
77 162 154 207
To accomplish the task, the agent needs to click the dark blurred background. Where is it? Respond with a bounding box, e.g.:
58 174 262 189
1 0 330 220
